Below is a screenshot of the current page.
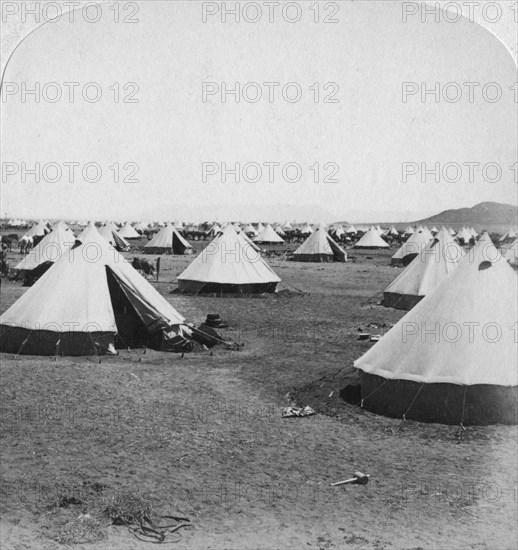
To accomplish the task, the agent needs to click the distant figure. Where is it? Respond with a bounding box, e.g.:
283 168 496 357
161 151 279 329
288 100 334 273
156 257 161 282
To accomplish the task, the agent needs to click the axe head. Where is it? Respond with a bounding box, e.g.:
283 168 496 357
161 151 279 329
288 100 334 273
353 471 370 485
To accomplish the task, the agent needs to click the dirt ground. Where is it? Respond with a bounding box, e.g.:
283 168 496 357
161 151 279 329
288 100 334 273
0 241 516 550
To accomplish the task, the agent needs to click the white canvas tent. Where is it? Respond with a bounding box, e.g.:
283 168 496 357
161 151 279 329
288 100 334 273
98 223 130 251
383 228 464 310
390 226 433 265
292 226 347 262
242 224 257 235
118 222 140 239
144 225 192 255
353 228 389 249
455 227 472 244
0 225 188 355
177 225 280 293
356 232 517 425
253 224 285 244
273 223 286 236
77 221 97 241
23 220 49 239
13 224 77 273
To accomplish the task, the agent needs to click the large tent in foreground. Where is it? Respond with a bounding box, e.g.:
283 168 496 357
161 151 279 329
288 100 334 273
144 225 192 255
355 233 517 425
382 228 464 310
390 226 433 266
353 228 389 249
0 226 189 356
177 225 281 294
291 226 347 262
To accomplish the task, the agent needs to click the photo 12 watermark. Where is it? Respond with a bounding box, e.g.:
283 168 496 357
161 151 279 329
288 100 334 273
1 82 140 104
401 2 518 24
202 81 340 104
201 2 341 24
401 162 518 184
1 1 140 24
402 82 517 104
201 162 340 184
2 162 140 184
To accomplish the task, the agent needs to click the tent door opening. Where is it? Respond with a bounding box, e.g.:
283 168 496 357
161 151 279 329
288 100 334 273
106 266 149 349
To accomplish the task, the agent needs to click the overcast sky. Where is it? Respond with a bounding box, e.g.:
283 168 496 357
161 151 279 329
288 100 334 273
1 1 516 222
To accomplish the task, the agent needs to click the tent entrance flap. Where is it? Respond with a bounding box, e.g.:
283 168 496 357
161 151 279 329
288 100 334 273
106 267 149 347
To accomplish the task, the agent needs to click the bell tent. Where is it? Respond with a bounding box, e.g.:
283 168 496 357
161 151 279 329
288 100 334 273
144 225 192 255
177 225 281 293
0 226 188 356
382 228 464 310
390 226 433 266
353 228 389 249
291 226 347 262
355 233 517 425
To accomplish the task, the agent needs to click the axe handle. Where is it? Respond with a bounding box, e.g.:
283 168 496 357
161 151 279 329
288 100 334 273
331 477 357 486
331 474 370 487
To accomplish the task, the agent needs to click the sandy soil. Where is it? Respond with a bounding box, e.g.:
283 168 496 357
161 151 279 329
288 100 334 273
1 242 516 549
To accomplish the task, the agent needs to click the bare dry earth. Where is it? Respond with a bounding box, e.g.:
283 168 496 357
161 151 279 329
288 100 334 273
0 244 516 550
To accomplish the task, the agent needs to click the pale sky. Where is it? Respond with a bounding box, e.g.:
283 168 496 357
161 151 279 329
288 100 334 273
1 1 516 222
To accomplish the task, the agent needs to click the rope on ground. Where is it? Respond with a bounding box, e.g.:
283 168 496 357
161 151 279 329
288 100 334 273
126 514 193 544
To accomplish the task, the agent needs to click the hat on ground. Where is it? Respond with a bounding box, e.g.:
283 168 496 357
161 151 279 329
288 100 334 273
204 314 228 328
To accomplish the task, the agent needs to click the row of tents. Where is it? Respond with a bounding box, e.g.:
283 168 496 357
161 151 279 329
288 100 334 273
1 218 517 426
10 219 518 295
12 218 516 239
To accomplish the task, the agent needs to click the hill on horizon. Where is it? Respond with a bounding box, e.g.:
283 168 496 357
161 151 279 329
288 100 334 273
413 201 517 231
331 202 517 234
